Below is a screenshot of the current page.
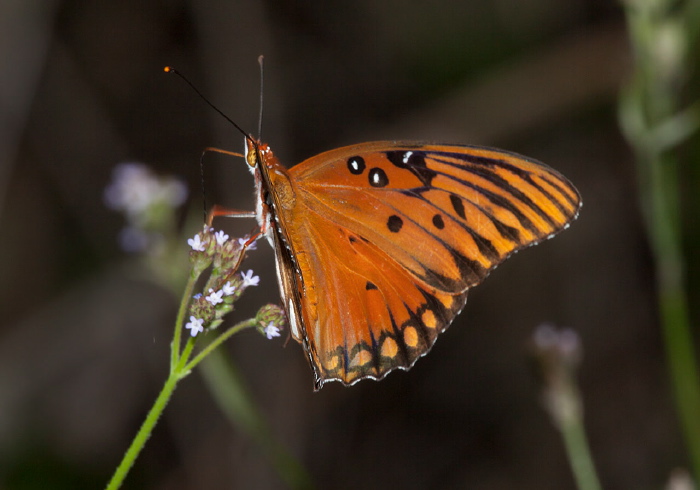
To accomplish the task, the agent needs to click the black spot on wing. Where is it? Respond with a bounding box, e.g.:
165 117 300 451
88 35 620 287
385 150 436 186
450 194 466 220
491 219 522 244
348 156 366 175
369 167 389 187
387 215 403 233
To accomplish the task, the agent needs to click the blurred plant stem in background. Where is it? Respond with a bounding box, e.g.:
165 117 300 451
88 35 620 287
201 350 314 489
619 0 700 481
532 325 602 490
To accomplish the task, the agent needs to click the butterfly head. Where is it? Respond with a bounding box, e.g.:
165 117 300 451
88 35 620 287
244 138 277 169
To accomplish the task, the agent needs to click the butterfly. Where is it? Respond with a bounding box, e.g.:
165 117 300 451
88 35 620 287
236 138 581 390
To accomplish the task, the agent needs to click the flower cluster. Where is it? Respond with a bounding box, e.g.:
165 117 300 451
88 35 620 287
183 227 284 340
531 323 583 427
532 323 581 372
255 304 287 339
104 162 188 253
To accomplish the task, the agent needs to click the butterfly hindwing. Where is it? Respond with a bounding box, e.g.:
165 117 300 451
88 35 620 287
283 213 467 386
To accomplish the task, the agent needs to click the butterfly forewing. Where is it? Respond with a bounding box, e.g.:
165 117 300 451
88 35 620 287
262 141 581 388
293 143 580 286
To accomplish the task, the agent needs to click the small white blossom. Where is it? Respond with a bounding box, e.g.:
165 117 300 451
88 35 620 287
214 230 229 246
187 234 206 251
185 316 204 337
238 236 258 250
104 163 154 214
264 322 281 339
104 163 187 217
205 288 224 305
241 269 260 287
222 281 236 295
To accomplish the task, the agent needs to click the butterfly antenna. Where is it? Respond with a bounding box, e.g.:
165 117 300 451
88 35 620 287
257 55 265 140
164 66 253 143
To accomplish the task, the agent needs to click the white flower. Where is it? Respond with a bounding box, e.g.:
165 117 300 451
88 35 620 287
187 234 206 251
161 178 188 208
104 163 187 218
214 230 229 246
264 322 281 339
241 269 260 287
185 316 204 337
103 163 154 215
205 288 224 305
222 281 236 295
238 236 258 250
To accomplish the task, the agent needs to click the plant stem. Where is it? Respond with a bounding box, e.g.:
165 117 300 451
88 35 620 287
620 0 700 479
649 153 700 478
171 272 198 371
105 339 195 490
182 318 257 373
201 351 315 489
105 370 179 490
559 397 602 490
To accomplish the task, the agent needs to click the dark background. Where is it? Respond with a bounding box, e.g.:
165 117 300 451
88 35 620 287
0 1 695 489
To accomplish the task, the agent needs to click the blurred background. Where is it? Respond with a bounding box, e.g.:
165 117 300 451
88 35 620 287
1 0 698 489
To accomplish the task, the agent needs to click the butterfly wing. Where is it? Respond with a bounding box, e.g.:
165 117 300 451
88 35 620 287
267 141 581 388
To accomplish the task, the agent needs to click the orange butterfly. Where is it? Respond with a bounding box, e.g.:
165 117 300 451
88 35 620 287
240 139 581 390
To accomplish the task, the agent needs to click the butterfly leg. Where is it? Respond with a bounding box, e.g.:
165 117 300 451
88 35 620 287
206 205 257 227
201 147 244 159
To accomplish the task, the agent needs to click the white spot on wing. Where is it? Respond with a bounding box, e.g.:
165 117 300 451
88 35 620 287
288 298 300 339
403 151 413 164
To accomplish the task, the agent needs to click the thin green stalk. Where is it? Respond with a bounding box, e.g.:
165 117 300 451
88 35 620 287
559 399 602 490
182 318 257 373
201 352 315 489
533 325 602 490
171 273 199 370
105 339 195 490
649 151 700 478
621 0 700 479
105 373 179 490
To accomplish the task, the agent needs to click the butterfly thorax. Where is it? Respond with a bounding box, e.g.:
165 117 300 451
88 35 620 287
245 138 313 373
245 139 297 237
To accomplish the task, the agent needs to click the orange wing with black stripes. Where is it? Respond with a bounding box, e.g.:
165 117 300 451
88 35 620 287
252 140 581 389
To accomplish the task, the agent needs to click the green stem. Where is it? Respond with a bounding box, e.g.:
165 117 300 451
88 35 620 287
182 318 257 373
105 339 195 490
171 272 198 371
200 351 315 489
649 153 700 478
559 398 603 490
105 371 179 490
621 0 700 480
